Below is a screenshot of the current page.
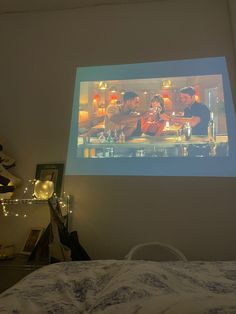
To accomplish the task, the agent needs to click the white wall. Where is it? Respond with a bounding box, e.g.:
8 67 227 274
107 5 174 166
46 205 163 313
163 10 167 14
0 0 236 260
229 0 236 55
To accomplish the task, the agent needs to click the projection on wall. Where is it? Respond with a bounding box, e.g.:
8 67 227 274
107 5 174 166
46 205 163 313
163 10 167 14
66 57 236 176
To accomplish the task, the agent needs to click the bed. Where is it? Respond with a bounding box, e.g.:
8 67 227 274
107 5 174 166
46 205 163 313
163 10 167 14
0 259 236 313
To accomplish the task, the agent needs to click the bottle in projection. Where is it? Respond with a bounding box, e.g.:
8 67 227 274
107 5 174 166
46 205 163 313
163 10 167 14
106 129 113 143
119 131 126 143
208 112 216 142
98 132 106 143
113 129 119 143
184 122 192 140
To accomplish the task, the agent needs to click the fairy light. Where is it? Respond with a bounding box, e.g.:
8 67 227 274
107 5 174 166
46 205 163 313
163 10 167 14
2 204 9 216
1 176 72 218
23 179 36 198
0 193 72 217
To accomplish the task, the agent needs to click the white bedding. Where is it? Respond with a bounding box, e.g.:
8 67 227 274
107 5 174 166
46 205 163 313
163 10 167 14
0 260 236 313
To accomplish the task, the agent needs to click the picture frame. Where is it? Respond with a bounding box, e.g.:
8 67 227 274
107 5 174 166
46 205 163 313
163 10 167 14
35 163 64 197
21 227 44 255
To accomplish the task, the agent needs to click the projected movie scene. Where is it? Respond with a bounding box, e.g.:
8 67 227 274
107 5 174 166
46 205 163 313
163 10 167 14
77 75 228 159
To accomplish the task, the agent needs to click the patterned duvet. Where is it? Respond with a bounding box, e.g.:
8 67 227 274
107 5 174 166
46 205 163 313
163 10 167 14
0 260 236 313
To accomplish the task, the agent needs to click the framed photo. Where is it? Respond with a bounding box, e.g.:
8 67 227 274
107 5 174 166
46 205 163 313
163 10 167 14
35 163 64 197
21 228 44 255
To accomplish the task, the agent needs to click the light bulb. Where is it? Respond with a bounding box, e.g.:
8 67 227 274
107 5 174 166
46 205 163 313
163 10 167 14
34 180 54 200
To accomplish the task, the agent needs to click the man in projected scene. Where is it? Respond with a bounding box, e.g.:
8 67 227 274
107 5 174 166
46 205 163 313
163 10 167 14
105 91 145 138
172 86 210 135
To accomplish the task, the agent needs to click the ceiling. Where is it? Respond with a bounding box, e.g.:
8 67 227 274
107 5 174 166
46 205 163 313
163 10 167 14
0 0 168 14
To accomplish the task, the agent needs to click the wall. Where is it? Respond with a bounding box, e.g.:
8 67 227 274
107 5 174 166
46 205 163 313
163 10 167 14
229 0 236 58
0 0 236 260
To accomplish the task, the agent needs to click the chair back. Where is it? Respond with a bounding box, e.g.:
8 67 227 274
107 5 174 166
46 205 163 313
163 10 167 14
125 242 187 262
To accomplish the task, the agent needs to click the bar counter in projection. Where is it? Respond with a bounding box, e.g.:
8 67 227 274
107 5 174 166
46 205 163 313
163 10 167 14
77 133 228 158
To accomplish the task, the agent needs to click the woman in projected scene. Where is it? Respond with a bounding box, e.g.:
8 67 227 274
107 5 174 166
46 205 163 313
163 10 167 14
141 94 170 136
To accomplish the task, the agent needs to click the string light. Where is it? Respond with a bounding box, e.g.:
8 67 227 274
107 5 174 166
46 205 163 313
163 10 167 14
1 178 72 218
0 192 72 217
23 179 37 198
2 204 9 216
0 200 29 217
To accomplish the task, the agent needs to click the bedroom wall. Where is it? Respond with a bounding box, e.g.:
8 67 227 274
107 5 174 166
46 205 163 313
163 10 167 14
229 0 236 56
0 0 236 260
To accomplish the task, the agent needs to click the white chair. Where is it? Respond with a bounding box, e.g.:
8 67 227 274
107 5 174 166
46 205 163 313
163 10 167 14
125 242 187 262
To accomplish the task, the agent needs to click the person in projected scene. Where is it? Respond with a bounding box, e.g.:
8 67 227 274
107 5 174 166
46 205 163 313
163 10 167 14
171 86 210 135
105 91 146 138
141 94 170 136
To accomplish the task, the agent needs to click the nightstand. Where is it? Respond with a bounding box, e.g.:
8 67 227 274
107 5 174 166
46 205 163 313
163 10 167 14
0 254 48 293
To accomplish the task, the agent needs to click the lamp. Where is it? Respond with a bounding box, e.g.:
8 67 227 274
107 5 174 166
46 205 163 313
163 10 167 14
98 81 107 90
162 80 172 88
33 180 54 200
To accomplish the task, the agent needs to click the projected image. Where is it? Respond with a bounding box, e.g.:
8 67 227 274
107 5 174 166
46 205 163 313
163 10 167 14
66 57 236 176
77 75 228 159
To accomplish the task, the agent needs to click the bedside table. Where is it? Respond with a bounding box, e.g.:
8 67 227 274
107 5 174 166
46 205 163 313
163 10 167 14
0 254 48 293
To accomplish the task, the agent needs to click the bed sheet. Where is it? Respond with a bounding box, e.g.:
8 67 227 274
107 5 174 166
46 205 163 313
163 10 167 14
0 260 236 313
